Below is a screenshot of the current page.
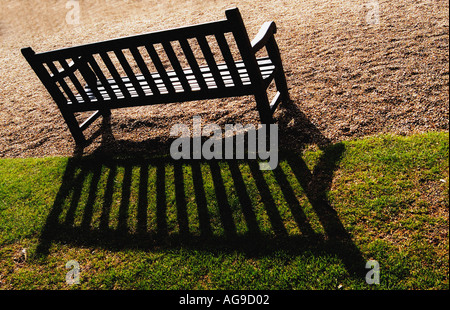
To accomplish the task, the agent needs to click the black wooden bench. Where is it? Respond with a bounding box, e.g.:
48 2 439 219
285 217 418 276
21 7 290 145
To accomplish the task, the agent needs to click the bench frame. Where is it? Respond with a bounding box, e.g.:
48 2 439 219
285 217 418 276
22 8 290 145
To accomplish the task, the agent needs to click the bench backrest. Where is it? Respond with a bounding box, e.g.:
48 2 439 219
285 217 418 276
22 8 264 108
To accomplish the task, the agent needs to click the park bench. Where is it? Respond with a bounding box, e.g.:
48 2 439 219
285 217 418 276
21 7 290 145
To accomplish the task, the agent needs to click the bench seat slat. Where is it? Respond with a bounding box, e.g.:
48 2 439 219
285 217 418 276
70 57 274 104
69 84 255 112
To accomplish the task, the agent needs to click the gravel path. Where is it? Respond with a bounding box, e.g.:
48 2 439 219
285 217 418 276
0 0 448 158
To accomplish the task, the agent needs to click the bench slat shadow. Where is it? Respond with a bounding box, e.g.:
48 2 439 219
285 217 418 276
36 101 366 278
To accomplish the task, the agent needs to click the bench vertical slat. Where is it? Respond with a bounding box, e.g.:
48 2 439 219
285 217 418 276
59 58 91 103
85 55 117 99
215 32 243 87
73 56 104 101
85 54 118 100
144 44 176 94
162 42 192 92
45 61 78 104
129 46 160 96
178 38 208 91
196 36 225 89
99 52 131 98
114 49 146 97
72 56 98 86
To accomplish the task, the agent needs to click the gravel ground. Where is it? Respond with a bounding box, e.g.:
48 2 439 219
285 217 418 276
0 0 448 158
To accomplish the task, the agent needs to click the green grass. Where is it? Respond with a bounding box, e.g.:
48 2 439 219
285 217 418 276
0 131 448 289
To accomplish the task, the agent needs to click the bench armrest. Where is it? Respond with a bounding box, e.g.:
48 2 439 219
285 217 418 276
251 21 277 54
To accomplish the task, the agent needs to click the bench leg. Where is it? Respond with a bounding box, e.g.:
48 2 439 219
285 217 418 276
60 110 86 145
254 90 274 124
64 109 111 146
100 109 111 117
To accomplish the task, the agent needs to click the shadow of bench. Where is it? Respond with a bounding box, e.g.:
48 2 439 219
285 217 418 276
35 138 366 277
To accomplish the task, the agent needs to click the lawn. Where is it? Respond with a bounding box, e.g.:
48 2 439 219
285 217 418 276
0 131 448 290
